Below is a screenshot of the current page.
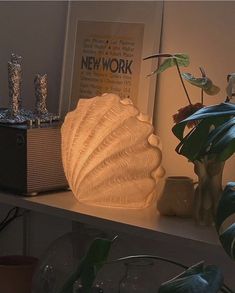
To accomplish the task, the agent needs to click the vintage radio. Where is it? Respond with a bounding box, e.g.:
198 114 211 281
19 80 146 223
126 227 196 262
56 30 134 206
0 122 68 195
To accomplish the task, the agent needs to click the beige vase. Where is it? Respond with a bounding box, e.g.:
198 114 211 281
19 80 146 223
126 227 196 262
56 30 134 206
157 176 194 217
0 255 38 293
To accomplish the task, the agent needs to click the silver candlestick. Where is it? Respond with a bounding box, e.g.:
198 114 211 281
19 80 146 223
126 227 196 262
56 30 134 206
34 74 48 115
0 53 32 123
8 53 22 116
33 73 59 122
0 53 59 124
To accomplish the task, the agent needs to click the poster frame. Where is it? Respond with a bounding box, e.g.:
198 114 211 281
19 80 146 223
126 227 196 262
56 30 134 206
59 1 163 118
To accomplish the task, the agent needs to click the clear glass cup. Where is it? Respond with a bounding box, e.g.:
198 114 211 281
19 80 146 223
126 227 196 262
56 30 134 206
118 259 157 293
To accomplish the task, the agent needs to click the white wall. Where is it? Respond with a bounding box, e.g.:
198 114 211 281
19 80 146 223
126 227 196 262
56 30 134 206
155 1 235 184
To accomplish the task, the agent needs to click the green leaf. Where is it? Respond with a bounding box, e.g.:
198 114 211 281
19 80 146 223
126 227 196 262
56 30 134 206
155 54 189 75
216 182 235 230
143 53 174 60
212 124 235 161
172 102 235 140
218 138 235 161
174 116 228 161
202 118 235 150
80 237 116 291
182 73 220 95
159 275 208 293
158 262 223 293
175 118 213 161
219 224 235 260
203 118 235 161
172 103 235 161
203 265 224 292
215 182 235 259
145 53 189 76
59 236 116 293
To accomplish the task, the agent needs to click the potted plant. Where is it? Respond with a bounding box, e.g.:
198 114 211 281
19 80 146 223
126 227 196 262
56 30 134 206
144 53 235 226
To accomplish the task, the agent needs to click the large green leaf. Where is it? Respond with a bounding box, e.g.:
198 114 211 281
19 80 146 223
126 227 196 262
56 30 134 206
181 73 220 95
172 102 235 141
174 116 229 161
143 53 189 76
202 118 235 161
202 118 235 150
219 224 235 260
158 262 223 293
172 103 235 161
59 236 116 293
216 182 235 230
175 118 213 161
216 182 235 259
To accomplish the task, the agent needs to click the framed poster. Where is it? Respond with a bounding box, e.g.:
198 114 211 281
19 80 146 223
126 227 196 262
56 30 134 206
70 21 144 110
59 1 163 118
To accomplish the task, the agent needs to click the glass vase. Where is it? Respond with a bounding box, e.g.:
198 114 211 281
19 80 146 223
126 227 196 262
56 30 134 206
193 156 225 226
118 259 157 293
32 226 107 293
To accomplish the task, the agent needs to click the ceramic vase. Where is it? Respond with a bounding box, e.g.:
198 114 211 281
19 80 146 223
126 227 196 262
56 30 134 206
193 157 225 226
0 255 38 293
157 176 194 217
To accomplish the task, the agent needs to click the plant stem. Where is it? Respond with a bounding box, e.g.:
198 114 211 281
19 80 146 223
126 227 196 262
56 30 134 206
174 58 192 105
222 284 235 293
221 288 229 293
199 67 205 104
201 88 204 104
106 254 188 269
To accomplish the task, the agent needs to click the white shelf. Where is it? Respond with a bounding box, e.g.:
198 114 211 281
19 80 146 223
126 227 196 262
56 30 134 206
0 190 219 245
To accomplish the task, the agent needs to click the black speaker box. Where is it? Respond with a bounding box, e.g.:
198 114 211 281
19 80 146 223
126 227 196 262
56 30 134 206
0 122 68 195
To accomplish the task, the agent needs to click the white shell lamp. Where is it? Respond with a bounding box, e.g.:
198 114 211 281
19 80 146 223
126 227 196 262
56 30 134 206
61 93 165 208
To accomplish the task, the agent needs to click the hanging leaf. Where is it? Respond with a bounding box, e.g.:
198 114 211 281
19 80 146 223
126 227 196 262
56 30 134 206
182 73 220 95
59 236 117 293
143 53 189 76
158 262 223 293
156 54 189 74
215 182 235 259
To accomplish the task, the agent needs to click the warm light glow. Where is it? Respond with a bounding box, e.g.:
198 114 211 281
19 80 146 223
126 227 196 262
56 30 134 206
61 93 164 208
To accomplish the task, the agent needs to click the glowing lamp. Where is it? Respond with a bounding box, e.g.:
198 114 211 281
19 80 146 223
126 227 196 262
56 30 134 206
61 93 164 208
